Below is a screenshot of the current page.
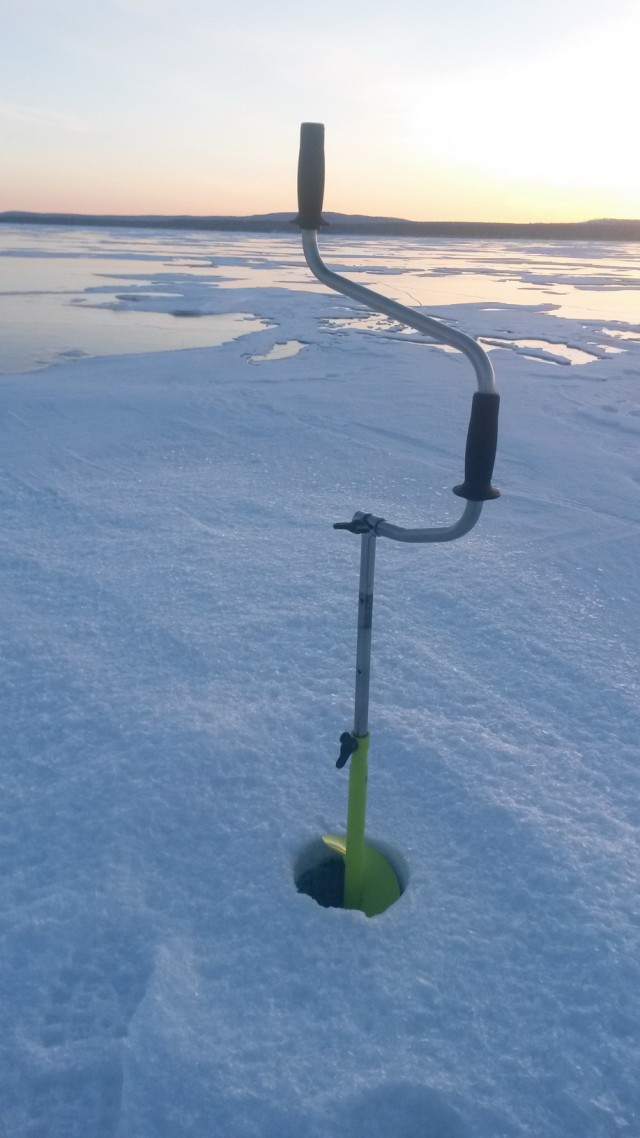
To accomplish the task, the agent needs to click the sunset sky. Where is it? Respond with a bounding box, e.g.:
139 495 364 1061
1 0 638 223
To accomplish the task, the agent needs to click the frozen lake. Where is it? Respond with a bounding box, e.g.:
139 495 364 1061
1 222 639 1137
1 224 638 374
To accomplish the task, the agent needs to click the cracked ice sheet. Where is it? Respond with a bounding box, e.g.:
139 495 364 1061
0 227 639 1138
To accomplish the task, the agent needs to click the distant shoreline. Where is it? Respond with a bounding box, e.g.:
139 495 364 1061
1 210 640 242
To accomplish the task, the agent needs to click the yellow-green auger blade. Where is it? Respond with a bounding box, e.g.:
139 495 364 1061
322 834 400 918
322 733 401 918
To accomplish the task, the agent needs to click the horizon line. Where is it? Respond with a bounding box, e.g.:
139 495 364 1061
1 210 640 241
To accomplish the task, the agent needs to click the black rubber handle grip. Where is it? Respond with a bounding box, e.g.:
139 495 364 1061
453 391 501 501
294 122 326 230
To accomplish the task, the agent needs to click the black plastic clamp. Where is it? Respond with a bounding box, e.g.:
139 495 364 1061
336 732 359 769
333 513 382 535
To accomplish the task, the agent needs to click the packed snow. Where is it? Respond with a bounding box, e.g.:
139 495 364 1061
1 226 639 1137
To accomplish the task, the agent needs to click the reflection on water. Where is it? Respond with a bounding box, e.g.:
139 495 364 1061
603 327 640 342
0 224 638 373
325 313 605 367
480 338 599 366
0 230 275 373
0 282 271 373
301 237 640 323
249 340 307 363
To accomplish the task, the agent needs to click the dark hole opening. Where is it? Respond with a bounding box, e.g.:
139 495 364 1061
296 854 345 909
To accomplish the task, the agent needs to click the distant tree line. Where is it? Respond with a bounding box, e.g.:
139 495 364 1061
1 211 639 241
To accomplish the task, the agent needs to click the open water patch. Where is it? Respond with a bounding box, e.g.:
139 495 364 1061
322 313 605 366
480 337 600 366
0 298 272 374
601 327 640 344
248 340 307 363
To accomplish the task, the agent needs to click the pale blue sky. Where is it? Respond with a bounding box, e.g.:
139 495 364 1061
1 0 638 220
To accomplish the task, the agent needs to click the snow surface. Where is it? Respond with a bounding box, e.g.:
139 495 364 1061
1 228 639 1137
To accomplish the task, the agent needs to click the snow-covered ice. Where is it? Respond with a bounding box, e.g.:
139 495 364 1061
0 227 639 1137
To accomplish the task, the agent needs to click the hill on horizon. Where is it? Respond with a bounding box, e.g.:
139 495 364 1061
1 210 640 241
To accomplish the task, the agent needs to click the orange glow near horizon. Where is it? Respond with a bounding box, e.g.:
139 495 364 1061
1 3 638 225
3 156 639 225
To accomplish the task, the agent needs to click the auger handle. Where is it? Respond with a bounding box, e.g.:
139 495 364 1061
454 392 501 501
295 122 326 230
294 121 501 534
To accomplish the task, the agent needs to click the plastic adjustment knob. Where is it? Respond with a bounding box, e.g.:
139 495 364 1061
453 391 501 501
336 732 358 769
294 122 326 230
